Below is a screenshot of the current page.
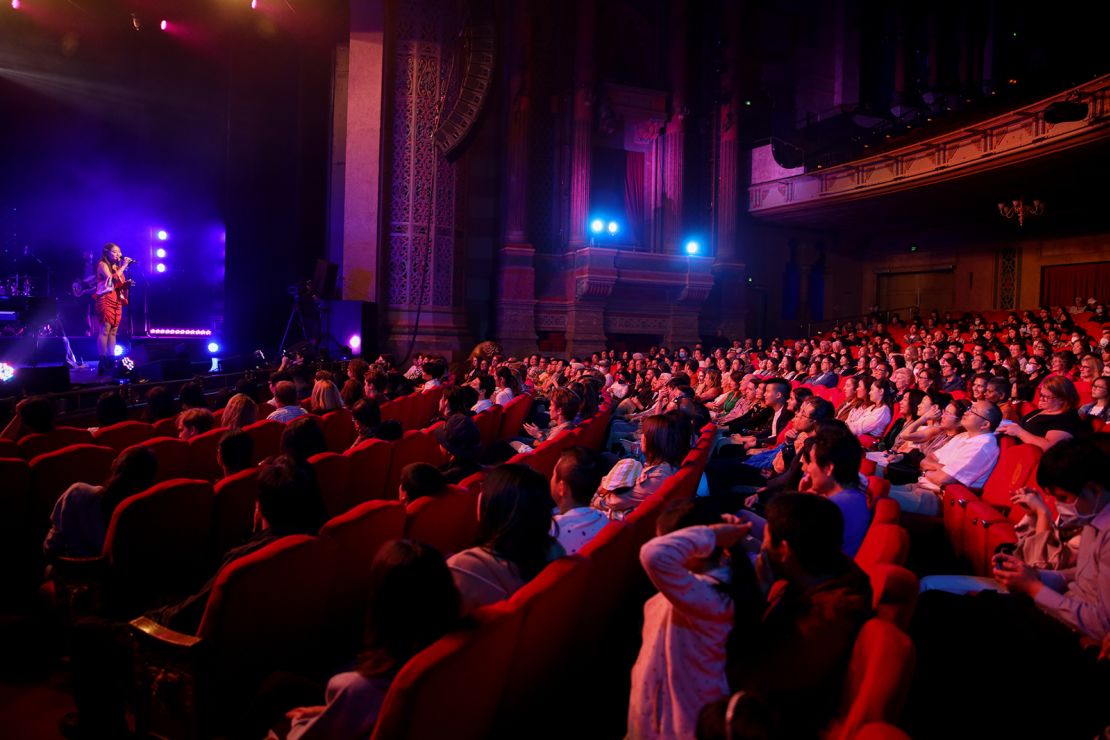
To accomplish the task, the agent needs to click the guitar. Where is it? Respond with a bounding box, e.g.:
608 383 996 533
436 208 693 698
72 276 98 298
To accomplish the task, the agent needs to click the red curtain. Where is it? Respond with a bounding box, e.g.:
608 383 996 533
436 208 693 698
625 151 644 247
1041 262 1110 307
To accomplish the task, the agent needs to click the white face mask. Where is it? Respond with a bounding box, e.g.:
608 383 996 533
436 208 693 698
1055 501 1094 526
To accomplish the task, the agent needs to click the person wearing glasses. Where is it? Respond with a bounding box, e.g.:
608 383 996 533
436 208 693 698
999 375 1084 451
887 399 1002 516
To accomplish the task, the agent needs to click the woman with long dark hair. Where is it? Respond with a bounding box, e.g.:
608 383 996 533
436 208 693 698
280 540 462 740
44 447 157 560
447 463 563 613
93 242 135 376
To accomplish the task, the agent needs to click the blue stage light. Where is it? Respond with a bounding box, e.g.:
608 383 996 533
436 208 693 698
684 240 700 255
156 229 168 241
607 221 619 235
590 218 604 234
207 342 220 354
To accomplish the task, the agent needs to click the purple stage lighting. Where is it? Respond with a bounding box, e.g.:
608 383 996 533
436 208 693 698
114 345 125 357
155 248 166 259
160 20 167 31
121 357 135 372
0 362 14 382
149 328 212 336
156 229 168 241
155 263 166 273
207 341 220 354
11 0 20 10
348 334 362 351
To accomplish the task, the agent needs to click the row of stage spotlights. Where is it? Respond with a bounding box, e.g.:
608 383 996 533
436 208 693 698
9 2 261 21
589 216 703 255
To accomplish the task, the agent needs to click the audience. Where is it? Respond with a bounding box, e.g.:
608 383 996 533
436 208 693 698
221 392 258 430
177 407 216 440
1000 374 1086 450
433 414 483 484
217 429 254 477
550 447 606 555
267 381 308 423
594 413 688 518
92 391 129 431
398 463 447 505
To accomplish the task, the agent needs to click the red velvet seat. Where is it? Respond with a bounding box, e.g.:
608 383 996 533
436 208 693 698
19 427 93 459
242 419 284 463
187 427 229 482
152 416 179 438
962 499 1011 575
0 438 21 458
127 437 191 482
104 478 214 609
372 604 524 740
380 398 406 427
0 457 33 595
851 722 912 740
577 521 638 627
855 523 910 572
29 443 116 527
92 421 155 453
941 484 978 560
865 563 919 630
824 618 916 740
865 475 891 508
309 452 353 519
319 500 405 613
497 394 533 440
384 430 445 500
980 442 1041 509
321 408 356 453
473 406 503 450
496 556 592 722
404 484 479 556
345 437 395 504
872 497 900 525
211 468 260 559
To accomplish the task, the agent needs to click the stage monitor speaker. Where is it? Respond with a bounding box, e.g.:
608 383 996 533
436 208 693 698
324 299 378 359
19 365 71 394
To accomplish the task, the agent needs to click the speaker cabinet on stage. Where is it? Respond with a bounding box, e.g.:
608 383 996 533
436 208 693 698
324 300 378 359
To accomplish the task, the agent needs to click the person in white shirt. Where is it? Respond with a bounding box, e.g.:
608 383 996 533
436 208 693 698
550 448 607 555
493 367 515 406
845 378 894 437
888 400 1002 515
471 374 495 414
420 358 446 392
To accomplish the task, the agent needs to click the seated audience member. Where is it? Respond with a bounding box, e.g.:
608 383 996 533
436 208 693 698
594 414 688 518
628 499 755 740
810 357 839 388
267 380 308 423
349 398 401 447
521 387 580 446
887 400 1001 515
309 379 343 414
398 463 447 505
439 384 478 419
983 376 1019 422
141 386 178 424
550 447 606 554
844 377 894 437
492 367 516 406
339 358 370 408
280 416 328 465
177 407 216 440
44 447 158 560
447 464 564 613
264 370 294 412
1000 374 1086 450
420 357 446 392
907 436 1110 739
882 388 924 449
64 456 327 738
277 540 462 740
221 392 258 431
798 423 870 555
92 391 130 431
433 413 483 484
718 494 873 738
0 395 55 440
217 430 254 477
471 374 496 413
178 380 209 410
724 378 793 451
1079 375 1109 423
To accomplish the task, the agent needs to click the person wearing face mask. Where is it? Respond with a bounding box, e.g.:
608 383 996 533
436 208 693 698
906 436 1110 740
887 400 1001 515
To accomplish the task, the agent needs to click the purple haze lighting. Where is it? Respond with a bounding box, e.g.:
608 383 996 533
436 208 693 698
348 334 362 351
251 0 258 8
155 263 166 273
160 20 167 31
156 229 168 241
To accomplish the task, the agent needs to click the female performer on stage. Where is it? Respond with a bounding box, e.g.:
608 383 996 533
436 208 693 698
94 243 133 375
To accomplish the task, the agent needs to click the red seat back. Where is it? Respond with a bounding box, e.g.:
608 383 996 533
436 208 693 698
152 416 179 438
29 443 116 527
320 500 406 611
309 452 353 519
824 618 916 740
866 563 919 629
473 406 503 450
19 427 93 459
404 485 479 556
198 535 337 671
211 468 260 559
372 604 523 740
187 427 229 482
105 478 214 605
321 408 356 453
385 430 445 500
865 476 891 508
345 438 395 504
0 438 21 459
0 457 33 593
497 394 533 441
963 499 1010 575
92 421 155 453
128 437 191 482
855 524 910 572
941 484 979 560
380 398 406 426
981 442 1041 509
243 420 285 463
871 497 900 525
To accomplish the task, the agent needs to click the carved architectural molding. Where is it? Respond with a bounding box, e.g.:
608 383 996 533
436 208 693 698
749 75 1110 217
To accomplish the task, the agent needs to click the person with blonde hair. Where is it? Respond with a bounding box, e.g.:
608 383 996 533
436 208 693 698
221 393 258 430
310 379 344 414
